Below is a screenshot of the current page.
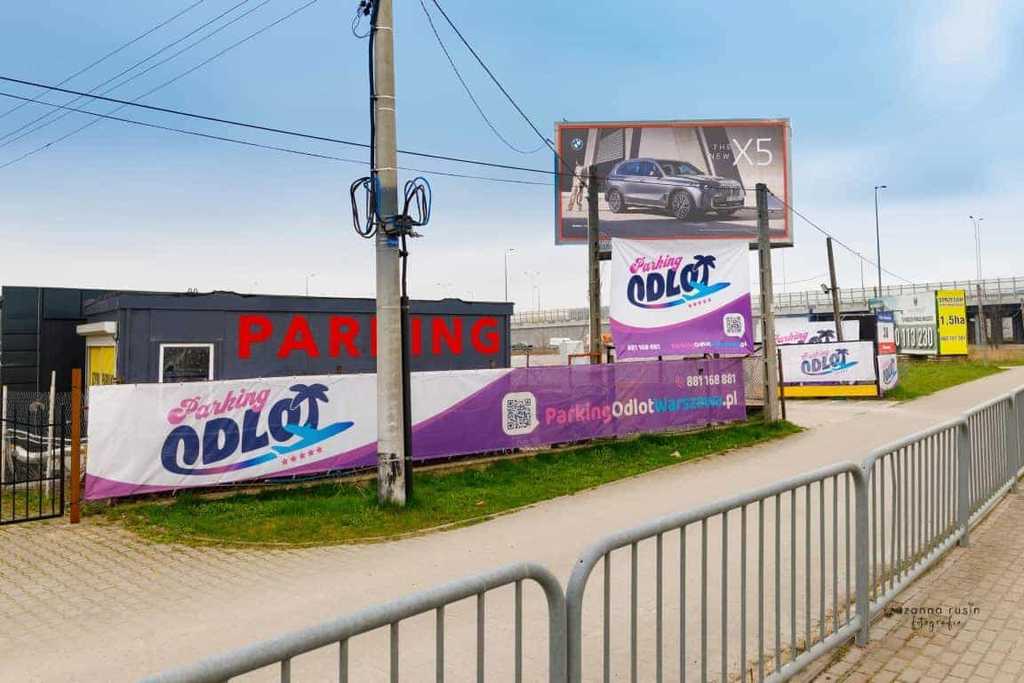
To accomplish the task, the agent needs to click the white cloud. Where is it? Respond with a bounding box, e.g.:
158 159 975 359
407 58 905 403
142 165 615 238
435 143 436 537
910 0 1019 106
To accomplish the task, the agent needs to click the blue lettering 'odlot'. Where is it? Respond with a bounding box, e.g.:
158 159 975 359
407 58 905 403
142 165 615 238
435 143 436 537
626 255 731 309
801 348 858 376
160 383 353 476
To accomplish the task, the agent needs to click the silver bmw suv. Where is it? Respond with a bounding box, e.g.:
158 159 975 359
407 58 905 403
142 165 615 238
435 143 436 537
604 158 745 220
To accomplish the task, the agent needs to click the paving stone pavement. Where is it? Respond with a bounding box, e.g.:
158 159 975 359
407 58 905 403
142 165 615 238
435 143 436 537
2 368 1022 681
813 493 1024 683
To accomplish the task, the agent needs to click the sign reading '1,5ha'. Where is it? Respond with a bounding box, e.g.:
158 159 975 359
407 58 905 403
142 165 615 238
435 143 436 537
609 238 753 359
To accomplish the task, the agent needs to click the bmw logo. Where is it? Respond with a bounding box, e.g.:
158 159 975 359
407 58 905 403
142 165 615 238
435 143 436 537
570 137 584 151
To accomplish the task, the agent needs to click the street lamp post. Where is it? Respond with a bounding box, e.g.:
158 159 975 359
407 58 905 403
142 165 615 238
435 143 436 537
970 215 986 346
305 273 316 296
503 248 515 301
873 185 886 296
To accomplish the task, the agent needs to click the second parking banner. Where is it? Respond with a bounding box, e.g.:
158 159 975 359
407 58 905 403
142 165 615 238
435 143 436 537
609 238 754 358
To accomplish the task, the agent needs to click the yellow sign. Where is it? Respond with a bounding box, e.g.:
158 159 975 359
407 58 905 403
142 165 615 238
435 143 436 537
88 346 117 386
782 384 879 399
936 289 968 355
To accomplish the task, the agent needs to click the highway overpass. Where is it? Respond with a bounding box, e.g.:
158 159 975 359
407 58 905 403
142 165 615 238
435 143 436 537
511 276 1024 349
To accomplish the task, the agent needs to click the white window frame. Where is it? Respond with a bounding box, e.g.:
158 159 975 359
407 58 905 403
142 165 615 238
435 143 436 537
158 343 215 383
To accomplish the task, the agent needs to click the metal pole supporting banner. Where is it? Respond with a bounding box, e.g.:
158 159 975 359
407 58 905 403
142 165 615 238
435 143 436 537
756 184 781 422
0 385 6 486
827 237 844 342
373 0 407 506
587 171 602 363
70 369 82 524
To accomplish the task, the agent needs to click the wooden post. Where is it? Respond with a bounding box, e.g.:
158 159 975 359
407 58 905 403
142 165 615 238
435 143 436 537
826 237 844 342
70 368 82 524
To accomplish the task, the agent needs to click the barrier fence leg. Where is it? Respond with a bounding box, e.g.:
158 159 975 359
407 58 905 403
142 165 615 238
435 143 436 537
854 470 870 646
1010 395 1020 493
957 419 971 547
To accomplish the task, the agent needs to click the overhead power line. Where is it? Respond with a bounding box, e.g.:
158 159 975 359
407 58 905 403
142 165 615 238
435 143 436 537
418 0 542 155
0 0 210 123
0 0 323 171
0 0 261 148
768 190 913 284
425 0 585 185
0 89 548 186
0 74 563 176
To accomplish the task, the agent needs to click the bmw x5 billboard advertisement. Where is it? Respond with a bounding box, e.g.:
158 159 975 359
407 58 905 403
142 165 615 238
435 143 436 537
555 119 793 250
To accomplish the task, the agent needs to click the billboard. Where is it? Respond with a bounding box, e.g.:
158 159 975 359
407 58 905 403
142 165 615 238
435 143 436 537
780 340 879 398
85 359 745 499
770 317 861 345
936 289 968 355
882 293 938 355
555 119 792 250
609 238 753 359
876 311 897 355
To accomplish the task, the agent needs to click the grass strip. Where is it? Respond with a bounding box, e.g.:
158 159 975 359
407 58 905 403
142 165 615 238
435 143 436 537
94 419 801 547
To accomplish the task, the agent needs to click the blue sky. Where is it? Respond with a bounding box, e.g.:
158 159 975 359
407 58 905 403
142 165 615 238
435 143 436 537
1 0 1021 309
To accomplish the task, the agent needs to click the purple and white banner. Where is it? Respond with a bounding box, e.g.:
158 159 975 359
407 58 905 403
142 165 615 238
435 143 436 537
85 359 746 500
609 238 754 359
877 354 899 393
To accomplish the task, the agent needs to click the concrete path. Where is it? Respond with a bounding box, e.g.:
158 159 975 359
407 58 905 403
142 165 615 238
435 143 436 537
2 368 1022 681
810 492 1024 683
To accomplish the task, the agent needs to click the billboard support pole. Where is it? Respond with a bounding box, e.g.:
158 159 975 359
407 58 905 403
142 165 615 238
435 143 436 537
827 237 844 342
587 170 602 363
756 184 781 422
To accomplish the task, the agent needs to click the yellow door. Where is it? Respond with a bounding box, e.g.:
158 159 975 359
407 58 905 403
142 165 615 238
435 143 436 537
88 346 116 386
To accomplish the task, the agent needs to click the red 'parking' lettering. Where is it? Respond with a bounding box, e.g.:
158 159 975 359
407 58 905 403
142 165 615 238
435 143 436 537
277 315 320 358
432 317 462 355
470 317 499 354
238 314 272 358
328 316 360 357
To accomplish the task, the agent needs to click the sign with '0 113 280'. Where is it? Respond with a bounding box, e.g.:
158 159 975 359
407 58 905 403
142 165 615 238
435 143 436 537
555 119 793 250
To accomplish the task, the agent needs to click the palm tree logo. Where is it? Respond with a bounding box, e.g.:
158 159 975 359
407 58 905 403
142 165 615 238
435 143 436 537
691 254 717 286
817 329 836 343
288 383 329 428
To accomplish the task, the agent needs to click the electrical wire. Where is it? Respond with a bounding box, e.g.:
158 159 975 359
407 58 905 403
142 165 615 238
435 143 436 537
418 0 542 155
778 273 828 286
0 0 260 148
426 0 587 187
0 89 548 186
0 0 210 123
767 189 913 284
0 0 324 171
0 74 576 178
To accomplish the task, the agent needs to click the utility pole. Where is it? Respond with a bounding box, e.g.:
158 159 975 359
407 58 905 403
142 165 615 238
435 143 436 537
756 184 781 421
587 169 602 362
826 237 844 342
372 0 406 506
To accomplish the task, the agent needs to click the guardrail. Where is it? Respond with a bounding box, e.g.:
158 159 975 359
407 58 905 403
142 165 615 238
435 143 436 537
141 563 566 683
565 462 868 683
146 386 1024 682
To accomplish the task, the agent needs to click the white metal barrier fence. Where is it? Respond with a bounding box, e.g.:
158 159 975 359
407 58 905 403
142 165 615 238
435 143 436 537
144 387 1023 683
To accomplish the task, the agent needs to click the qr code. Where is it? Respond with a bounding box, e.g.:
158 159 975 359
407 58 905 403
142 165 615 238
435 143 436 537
723 313 745 338
502 392 538 436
